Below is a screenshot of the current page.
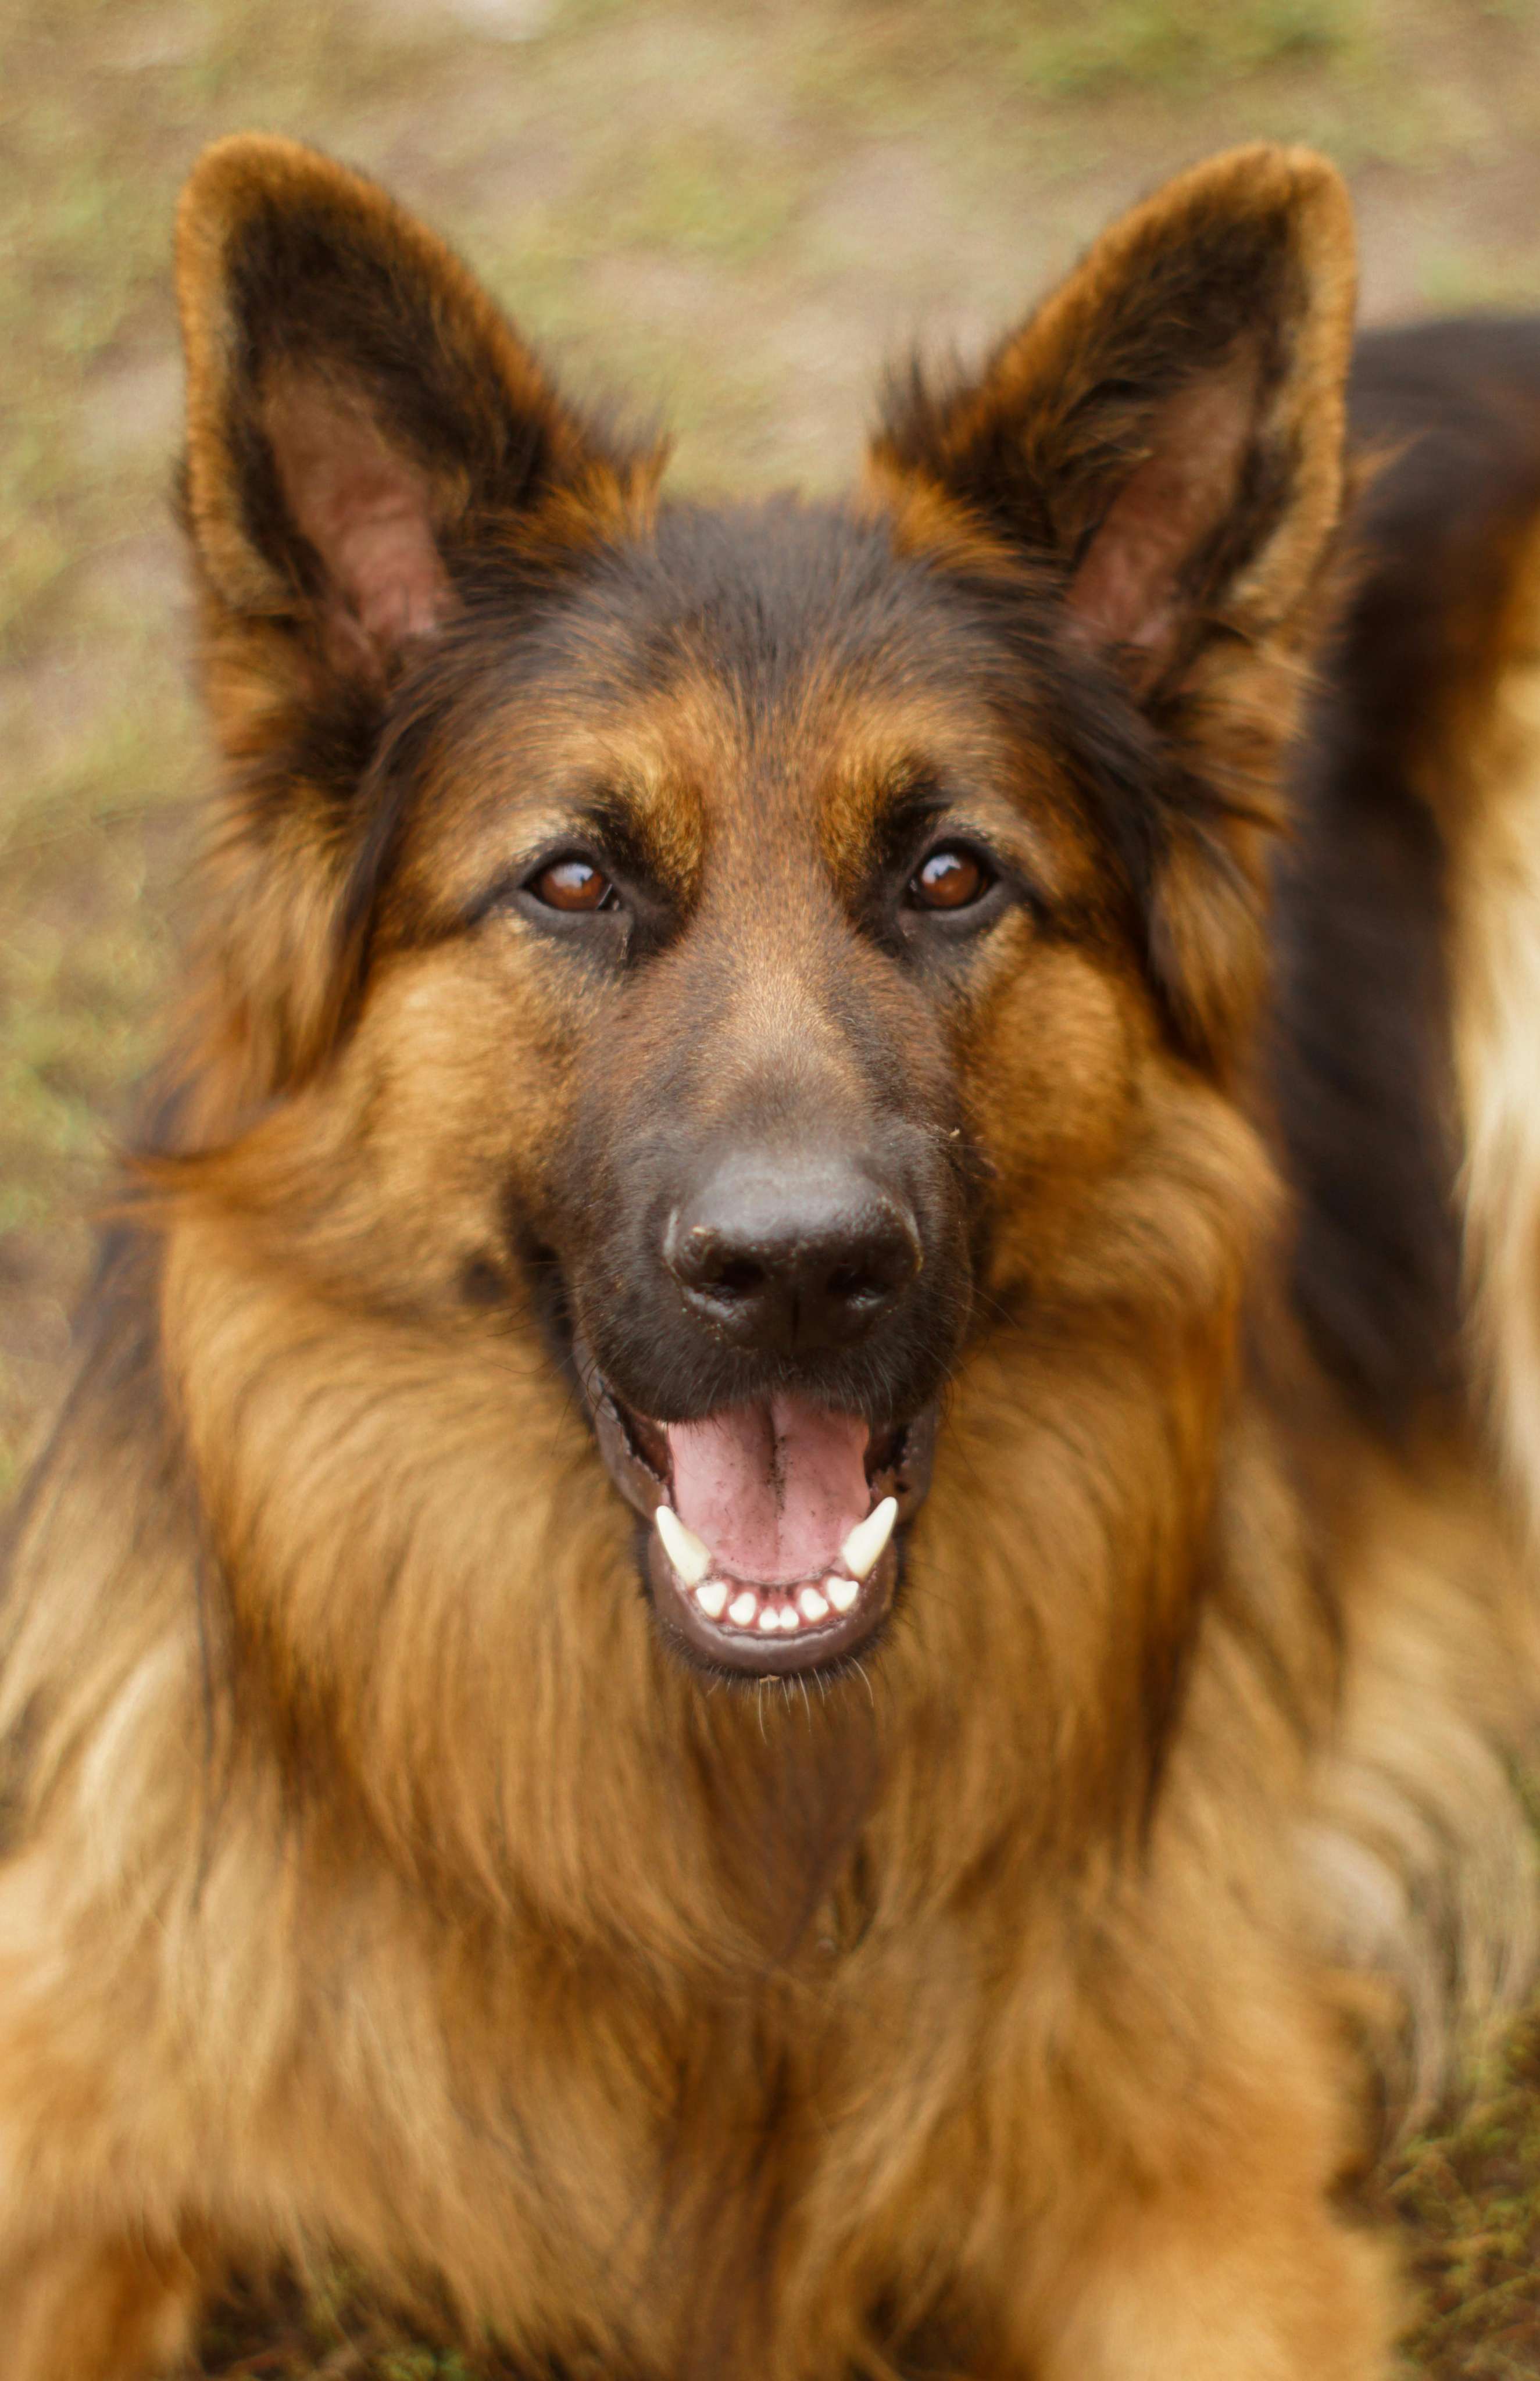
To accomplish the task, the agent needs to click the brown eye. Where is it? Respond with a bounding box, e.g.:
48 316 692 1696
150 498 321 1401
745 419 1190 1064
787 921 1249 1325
530 857 613 912
910 845 989 911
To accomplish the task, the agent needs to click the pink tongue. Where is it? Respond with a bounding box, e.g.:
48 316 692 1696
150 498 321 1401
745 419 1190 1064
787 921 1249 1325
666 1395 871 1586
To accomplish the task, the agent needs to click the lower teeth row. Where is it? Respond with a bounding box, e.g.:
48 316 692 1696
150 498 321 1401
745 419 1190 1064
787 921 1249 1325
694 1576 859 1632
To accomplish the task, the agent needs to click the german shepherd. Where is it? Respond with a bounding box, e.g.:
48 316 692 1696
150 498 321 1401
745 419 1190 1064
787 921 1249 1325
6 131 1540 2379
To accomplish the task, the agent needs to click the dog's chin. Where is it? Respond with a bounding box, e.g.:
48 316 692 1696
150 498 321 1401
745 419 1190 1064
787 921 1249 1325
574 1339 937 1681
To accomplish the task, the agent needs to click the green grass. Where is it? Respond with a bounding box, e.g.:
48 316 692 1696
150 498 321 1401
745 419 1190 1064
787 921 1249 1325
1013 0 1361 95
1388 2015 1540 2375
5 0 1540 2365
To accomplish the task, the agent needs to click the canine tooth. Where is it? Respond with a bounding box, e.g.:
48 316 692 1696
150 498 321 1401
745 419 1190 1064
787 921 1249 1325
758 1604 781 1633
728 1591 758 1628
827 1575 860 1614
839 1496 898 1582
797 1586 830 1624
656 1504 712 1588
695 1579 728 1620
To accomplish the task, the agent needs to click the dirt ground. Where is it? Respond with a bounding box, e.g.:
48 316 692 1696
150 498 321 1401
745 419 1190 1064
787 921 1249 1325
6 0 1540 2371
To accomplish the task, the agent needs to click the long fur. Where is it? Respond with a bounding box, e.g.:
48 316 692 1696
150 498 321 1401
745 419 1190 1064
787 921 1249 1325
5 141 1540 2380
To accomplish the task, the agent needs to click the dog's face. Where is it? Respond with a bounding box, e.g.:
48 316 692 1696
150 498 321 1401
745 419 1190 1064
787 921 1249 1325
345 509 1144 1677
170 137 1354 1681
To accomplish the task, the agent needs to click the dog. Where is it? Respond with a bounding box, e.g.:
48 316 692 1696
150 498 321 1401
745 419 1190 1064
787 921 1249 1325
6 128 1540 2378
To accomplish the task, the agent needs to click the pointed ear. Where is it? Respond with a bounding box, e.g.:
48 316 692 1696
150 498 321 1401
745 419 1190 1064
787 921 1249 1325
172 137 653 1114
873 143 1354 682
177 133 638 682
869 146 1356 1066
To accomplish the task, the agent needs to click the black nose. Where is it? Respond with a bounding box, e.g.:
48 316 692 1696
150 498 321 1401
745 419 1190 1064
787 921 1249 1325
663 1151 923 1356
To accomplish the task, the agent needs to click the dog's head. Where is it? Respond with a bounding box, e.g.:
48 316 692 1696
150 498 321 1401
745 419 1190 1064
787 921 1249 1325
167 135 1353 1685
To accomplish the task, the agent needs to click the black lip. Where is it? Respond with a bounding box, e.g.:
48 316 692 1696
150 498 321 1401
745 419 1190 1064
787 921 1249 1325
573 1331 938 1681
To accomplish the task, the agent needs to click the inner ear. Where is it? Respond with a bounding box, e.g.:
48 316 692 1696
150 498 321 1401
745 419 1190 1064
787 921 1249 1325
264 372 452 673
1066 343 1263 677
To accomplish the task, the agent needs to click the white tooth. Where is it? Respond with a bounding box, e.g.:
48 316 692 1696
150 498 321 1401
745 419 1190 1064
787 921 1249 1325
695 1579 728 1620
828 1574 859 1614
656 1504 712 1588
758 1604 781 1633
798 1586 830 1624
839 1496 898 1582
728 1591 758 1628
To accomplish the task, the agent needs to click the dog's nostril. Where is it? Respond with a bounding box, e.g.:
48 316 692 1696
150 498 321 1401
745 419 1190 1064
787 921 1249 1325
710 1257 765 1300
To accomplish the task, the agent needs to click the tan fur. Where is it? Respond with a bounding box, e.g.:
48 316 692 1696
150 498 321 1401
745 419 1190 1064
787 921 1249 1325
3 137 1539 2380
1449 529 1540 1547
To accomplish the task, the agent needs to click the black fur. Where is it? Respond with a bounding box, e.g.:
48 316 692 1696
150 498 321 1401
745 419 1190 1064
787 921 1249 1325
1270 318 1540 1440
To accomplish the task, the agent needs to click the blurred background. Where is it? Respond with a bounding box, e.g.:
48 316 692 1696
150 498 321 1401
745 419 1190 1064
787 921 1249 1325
6 2 1540 2371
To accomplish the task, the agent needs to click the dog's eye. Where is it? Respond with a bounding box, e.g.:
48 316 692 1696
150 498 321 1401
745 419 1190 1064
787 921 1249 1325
528 857 615 913
908 845 992 911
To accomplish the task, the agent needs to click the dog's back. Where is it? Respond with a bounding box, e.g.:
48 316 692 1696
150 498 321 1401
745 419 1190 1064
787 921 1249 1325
1260 319 1540 2100
1280 318 1540 1452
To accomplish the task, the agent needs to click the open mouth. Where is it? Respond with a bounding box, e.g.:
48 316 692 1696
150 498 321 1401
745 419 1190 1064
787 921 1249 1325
581 1356 935 1678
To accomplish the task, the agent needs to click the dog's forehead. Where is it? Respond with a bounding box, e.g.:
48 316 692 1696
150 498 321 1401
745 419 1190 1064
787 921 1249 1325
402 495 1080 928
521 500 1052 831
